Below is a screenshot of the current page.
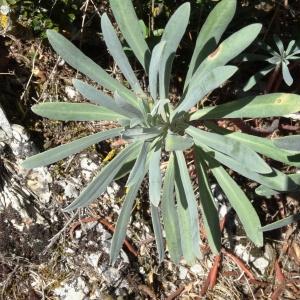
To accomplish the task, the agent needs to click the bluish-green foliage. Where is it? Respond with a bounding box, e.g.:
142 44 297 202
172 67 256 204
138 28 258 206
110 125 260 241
22 0 300 265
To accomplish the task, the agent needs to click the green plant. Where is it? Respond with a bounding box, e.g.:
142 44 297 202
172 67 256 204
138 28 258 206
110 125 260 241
254 135 300 198
8 0 81 36
22 0 300 265
274 135 300 151
243 35 300 91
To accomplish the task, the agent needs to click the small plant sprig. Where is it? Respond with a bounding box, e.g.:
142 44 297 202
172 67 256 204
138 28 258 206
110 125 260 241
243 35 300 91
22 0 300 265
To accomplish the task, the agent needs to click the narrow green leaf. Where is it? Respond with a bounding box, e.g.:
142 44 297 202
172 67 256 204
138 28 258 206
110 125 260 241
186 126 272 174
203 147 298 192
109 0 151 71
101 13 144 95
32 102 124 121
149 41 166 101
281 62 293 86
121 126 162 142
286 54 300 60
176 66 237 114
110 172 145 264
273 35 284 55
129 118 142 127
149 147 162 207
175 185 196 265
114 91 144 119
114 145 144 180
190 93 300 121
205 122 300 167
187 23 262 89
285 40 296 56
72 79 129 117
161 154 182 263
150 98 168 116
114 161 135 181
159 3 190 99
243 66 273 91
21 128 122 169
260 213 300 232
203 153 263 247
255 185 278 198
274 135 300 151
46 30 139 108
174 151 201 263
150 204 165 263
194 146 221 254
63 142 143 211
165 131 194 152
184 0 236 88
255 173 300 197
126 142 149 186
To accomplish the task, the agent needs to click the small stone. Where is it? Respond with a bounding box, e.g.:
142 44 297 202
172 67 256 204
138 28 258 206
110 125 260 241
11 124 29 142
87 240 97 247
112 182 120 191
58 58 65 66
86 253 101 268
96 223 104 233
54 277 88 300
235 244 251 262
25 168 52 204
75 230 82 239
134 222 141 229
65 248 75 254
83 221 97 230
219 204 228 219
64 182 79 199
190 264 204 276
100 229 112 241
106 186 115 197
179 266 188 279
65 86 77 99
80 157 98 181
252 257 269 275
100 266 121 285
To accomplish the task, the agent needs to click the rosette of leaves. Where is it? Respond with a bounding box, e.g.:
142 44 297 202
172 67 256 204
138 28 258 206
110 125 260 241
22 0 300 265
243 35 300 91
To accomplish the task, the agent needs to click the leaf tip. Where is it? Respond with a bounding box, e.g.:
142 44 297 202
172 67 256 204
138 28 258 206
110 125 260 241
31 104 39 114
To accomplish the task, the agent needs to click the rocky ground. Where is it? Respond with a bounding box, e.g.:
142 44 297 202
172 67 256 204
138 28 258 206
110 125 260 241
1 1 300 299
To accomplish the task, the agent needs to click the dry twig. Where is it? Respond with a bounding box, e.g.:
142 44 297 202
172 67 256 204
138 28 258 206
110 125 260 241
69 216 139 257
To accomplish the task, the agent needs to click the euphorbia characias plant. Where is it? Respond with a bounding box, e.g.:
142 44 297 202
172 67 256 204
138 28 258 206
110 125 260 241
22 0 300 265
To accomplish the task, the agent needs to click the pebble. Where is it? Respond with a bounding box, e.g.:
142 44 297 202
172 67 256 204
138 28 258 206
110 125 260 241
179 266 188 279
235 244 270 275
80 157 98 181
54 277 88 300
190 264 204 276
65 86 78 99
235 244 251 262
86 253 101 269
252 257 269 274
75 229 82 239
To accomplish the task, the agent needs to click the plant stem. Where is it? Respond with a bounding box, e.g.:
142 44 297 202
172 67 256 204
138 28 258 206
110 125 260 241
265 64 280 93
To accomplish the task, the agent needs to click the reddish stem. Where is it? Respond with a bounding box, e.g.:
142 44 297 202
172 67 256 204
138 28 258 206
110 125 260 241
222 249 256 281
